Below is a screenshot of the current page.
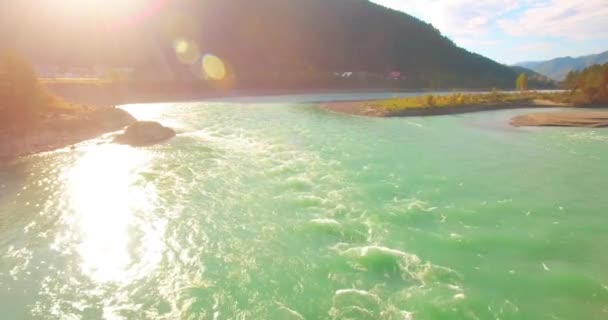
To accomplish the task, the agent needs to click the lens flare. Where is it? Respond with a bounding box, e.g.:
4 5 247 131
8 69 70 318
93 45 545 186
202 54 227 80
173 38 200 65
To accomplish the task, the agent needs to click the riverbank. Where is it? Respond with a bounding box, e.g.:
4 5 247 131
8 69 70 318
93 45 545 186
1 90 599 161
48 84 550 107
48 84 431 107
321 99 571 117
322 97 608 128
0 107 135 159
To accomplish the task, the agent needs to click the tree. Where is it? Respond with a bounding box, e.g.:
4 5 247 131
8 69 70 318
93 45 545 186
564 71 580 91
516 73 528 91
0 50 46 130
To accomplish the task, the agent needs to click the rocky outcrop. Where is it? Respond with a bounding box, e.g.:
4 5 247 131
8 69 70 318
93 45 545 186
511 112 608 128
0 107 136 159
113 121 176 146
87 107 137 130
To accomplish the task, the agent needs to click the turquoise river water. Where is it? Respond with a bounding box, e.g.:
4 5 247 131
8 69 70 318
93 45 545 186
1 93 607 319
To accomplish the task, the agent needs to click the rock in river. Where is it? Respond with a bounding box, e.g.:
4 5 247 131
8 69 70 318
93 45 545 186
113 121 176 146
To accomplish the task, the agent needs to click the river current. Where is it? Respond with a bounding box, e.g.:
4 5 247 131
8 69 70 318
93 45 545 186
1 93 607 319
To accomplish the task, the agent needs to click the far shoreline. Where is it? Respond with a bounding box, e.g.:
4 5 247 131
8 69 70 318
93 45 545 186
320 99 573 118
2 88 603 161
48 84 559 108
320 98 608 128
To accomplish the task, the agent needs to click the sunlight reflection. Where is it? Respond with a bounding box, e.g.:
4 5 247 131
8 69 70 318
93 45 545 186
64 144 164 283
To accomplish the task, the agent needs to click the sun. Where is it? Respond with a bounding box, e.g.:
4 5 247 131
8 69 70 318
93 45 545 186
60 0 136 14
57 0 166 28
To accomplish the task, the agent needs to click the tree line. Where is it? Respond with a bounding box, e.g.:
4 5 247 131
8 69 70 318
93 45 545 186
563 63 608 104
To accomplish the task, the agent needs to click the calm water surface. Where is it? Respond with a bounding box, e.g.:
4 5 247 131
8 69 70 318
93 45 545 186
1 93 607 319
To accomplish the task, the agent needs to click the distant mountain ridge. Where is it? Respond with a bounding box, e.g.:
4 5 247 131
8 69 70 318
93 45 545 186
2 0 524 89
514 50 608 81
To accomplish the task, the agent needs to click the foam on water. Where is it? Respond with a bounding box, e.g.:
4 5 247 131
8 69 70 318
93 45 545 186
568 131 608 143
336 244 462 287
330 288 417 320
273 302 306 320
310 218 342 229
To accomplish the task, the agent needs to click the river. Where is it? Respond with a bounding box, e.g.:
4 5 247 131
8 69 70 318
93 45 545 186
1 92 607 319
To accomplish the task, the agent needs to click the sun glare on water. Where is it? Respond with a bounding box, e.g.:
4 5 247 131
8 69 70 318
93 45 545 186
59 144 165 283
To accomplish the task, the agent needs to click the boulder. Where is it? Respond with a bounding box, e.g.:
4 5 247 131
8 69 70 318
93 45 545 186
113 121 176 146
88 107 137 130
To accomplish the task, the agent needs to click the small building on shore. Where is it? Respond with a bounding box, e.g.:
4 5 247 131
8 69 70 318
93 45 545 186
388 71 407 80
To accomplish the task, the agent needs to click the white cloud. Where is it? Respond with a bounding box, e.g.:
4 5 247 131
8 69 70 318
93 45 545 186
373 0 608 40
371 0 608 63
372 0 523 37
497 0 608 39
512 42 555 52
455 38 503 47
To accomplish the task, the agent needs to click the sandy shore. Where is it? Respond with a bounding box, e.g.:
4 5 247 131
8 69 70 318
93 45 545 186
0 108 136 160
511 112 608 127
321 99 608 128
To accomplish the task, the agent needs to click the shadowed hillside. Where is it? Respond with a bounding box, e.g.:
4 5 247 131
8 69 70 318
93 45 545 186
1 0 522 89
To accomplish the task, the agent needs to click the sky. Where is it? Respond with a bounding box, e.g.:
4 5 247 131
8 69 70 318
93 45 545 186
370 0 608 65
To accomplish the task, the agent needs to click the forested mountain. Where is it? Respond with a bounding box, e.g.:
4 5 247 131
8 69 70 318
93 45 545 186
1 0 521 89
515 50 608 81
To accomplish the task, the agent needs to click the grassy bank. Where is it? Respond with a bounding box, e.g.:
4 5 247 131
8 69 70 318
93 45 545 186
321 91 581 118
367 91 572 113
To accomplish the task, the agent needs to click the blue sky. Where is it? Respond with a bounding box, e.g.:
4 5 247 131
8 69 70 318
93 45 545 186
370 0 608 64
